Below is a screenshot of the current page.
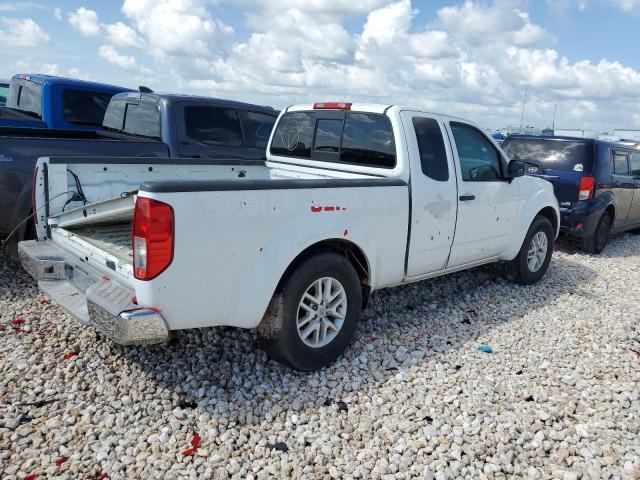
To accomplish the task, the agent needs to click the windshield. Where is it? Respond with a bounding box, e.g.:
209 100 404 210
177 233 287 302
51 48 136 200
0 84 8 106
502 138 593 173
5 80 42 118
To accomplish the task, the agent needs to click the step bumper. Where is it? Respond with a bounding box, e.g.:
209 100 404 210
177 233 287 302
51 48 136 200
18 240 168 345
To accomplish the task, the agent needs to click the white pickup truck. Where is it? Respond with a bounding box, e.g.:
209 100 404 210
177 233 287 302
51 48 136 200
19 102 559 370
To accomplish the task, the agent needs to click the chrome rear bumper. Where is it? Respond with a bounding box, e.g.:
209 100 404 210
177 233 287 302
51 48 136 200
18 240 168 345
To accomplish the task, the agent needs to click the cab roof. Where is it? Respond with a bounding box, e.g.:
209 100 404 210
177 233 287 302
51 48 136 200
285 102 476 124
11 73 131 93
111 91 278 113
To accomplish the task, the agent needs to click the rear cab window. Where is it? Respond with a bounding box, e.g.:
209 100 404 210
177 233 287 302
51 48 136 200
6 79 42 118
103 99 160 139
270 110 396 168
502 138 593 174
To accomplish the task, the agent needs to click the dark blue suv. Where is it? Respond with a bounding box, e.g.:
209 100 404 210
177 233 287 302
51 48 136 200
502 136 640 253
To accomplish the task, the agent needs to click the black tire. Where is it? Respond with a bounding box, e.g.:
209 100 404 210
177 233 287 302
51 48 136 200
505 215 554 285
581 211 611 254
256 251 362 371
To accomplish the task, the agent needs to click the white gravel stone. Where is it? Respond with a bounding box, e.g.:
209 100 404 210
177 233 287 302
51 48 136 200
1 234 640 479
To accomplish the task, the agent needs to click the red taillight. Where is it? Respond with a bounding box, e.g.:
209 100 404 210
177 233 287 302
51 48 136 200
32 165 38 225
133 197 174 280
578 176 594 201
313 102 352 110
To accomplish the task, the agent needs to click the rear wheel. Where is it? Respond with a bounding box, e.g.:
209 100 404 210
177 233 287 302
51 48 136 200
256 251 362 371
581 211 611 254
506 215 554 285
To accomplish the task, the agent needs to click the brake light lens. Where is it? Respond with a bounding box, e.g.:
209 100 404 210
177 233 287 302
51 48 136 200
313 102 352 110
133 197 174 280
578 176 594 201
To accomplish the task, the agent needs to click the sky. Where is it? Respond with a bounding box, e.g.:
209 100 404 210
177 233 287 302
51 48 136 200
1 0 639 131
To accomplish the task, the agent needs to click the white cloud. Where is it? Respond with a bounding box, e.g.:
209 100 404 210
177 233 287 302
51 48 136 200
0 16 49 46
0 56 88 80
614 0 640 11
121 0 234 58
98 44 137 71
68 7 100 36
53 7 62 20
104 21 143 48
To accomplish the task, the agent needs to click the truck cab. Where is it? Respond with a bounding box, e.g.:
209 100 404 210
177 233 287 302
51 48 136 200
102 92 278 161
1 74 131 130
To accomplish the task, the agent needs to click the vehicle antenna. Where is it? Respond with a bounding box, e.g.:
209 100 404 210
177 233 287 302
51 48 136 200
519 88 528 130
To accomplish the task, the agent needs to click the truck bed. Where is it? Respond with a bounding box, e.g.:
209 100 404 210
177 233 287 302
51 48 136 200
67 223 133 265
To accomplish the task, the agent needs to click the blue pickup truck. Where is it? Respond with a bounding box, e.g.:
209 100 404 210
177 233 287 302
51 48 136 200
0 91 279 250
0 74 131 129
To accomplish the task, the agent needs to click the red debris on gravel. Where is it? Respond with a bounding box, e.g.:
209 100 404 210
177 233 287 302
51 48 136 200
10 316 25 326
92 473 109 480
24 475 37 480
181 433 201 456
62 351 78 361
630 349 640 358
35 327 52 336
55 456 69 468
40 298 51 305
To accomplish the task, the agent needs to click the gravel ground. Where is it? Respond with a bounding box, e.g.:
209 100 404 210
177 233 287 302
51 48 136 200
1 235 639 480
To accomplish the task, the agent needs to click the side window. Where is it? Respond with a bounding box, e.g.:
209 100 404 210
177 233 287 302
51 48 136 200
613 152 630 175
62 89 113 126
123 102 160 139
184 106 243 146
630 152 640 176
341 113 395 168
314 119 342 152
246 111 276 149
270 112 315 158
450 123 502 181
412 117 448 181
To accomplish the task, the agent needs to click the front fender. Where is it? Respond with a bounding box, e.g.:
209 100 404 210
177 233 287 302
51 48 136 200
502 180 559 261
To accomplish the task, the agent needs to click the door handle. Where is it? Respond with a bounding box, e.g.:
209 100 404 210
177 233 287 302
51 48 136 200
459 195 475 201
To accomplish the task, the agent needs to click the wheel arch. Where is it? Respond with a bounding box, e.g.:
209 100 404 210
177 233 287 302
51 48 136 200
537 206 559 238
277 238 372 308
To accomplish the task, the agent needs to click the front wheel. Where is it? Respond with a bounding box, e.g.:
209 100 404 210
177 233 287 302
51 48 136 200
581 211 611 254
256 251 362 371
506 215 554 285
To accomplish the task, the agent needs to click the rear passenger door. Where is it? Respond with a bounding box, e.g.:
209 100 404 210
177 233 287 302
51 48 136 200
401 112 457 276
176 103 251 159
611 149 634 224
445 121 519 267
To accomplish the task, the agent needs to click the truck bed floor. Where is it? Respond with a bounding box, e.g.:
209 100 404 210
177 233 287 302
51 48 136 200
67 223 133 264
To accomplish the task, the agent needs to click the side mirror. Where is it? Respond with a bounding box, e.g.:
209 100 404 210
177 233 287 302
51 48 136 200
508 160 526 180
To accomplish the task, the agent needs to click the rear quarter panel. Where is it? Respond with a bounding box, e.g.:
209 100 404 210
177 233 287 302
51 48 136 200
135 183 409 330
